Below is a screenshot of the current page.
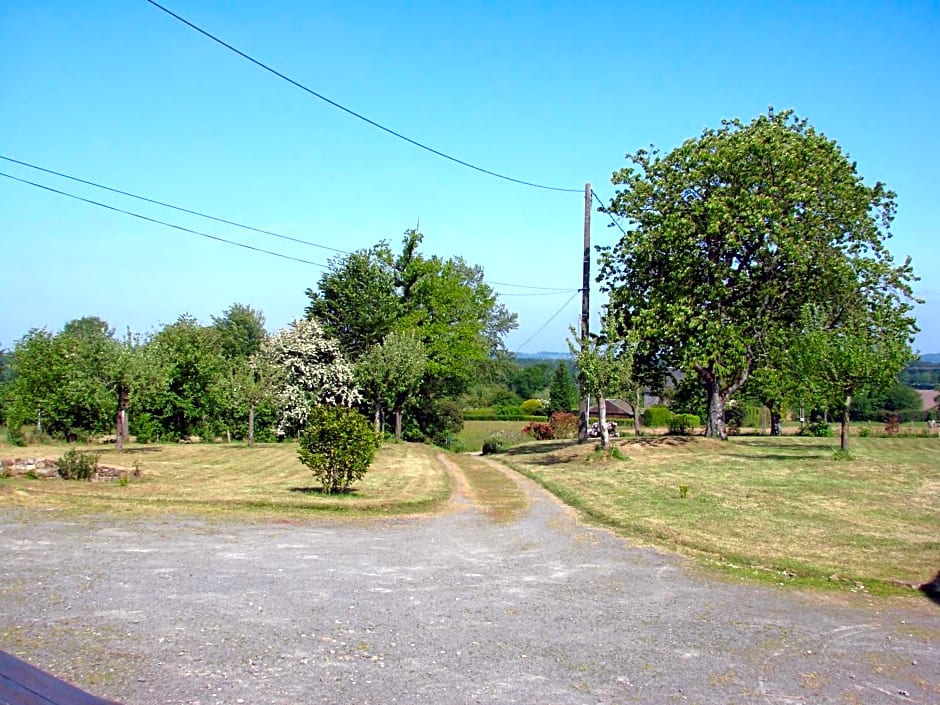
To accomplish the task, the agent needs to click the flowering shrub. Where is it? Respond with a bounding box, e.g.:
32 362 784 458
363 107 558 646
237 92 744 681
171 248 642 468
549 411 578 439
522 422 554 440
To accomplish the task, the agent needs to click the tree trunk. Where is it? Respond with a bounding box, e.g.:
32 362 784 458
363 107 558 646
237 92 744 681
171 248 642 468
598 396 610 450
705 381 727 440
248 403 255 447
633 387 642 437
373 395 382 434
769 404 782 437
114 384 129 451
394 408 403 441
840 395 852 452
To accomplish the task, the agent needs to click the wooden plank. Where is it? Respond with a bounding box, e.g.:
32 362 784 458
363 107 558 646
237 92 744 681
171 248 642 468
0 651 121 705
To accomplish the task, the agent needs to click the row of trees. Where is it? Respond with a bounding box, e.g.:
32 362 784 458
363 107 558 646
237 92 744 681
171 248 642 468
1 231 521 446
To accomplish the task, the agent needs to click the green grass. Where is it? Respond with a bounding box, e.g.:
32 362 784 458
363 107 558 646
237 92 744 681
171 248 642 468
0 440 451 519
455 420 530 452
500 434 940 595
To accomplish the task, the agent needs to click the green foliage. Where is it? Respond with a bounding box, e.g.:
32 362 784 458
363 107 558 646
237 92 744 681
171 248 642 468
599 108 917 439
57 449 98 481
481 431 514 455
800 421 832 437
297 406 377 494
520 398 546 416
548 411 578 439
899 360 940 389
507 360 554 399
6 421 26 447
548 361 577 415
642 406 673 427
211 303 267 360
668 414 700 435
306 230 517 405
356 330 428 440
409 399 464 445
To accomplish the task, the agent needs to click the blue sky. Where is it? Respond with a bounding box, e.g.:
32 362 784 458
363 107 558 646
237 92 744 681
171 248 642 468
2 1 938 354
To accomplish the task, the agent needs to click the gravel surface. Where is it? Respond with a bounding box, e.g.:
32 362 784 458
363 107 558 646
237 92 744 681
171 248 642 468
2 457 938 704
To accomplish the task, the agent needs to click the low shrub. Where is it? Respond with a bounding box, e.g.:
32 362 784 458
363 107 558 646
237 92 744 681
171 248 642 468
57 449 98 481
642 406 673 427
481 431 513 455
548 411 578 439
522 422 554 440
520 399 546 416
298 406 377 494
668 414 700 435
800 421 832 437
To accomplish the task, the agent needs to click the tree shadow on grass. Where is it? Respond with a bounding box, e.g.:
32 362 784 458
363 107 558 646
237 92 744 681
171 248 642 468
289 486 360 496
504 441 575 456
117 446 164 454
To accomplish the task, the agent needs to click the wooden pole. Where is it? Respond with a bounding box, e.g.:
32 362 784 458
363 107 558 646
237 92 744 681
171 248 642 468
578 183 592 443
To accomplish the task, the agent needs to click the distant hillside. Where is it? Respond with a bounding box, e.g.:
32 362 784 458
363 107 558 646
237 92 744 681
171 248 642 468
516 351 570 360
920 352 940 363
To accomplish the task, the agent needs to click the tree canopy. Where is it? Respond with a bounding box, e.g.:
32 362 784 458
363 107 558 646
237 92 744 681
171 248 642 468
599 108 917 439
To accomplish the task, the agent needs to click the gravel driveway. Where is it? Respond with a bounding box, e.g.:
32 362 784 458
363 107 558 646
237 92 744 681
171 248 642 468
2 456 938 704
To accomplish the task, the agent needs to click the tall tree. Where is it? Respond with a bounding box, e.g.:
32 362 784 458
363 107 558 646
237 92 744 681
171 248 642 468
145 315 226 440
306 229 517 437
568 318 635 449
600 109 907 439
548 361 577 415
211 303 267 360
305 244 400 359
791 254 918 451
356 330 428 440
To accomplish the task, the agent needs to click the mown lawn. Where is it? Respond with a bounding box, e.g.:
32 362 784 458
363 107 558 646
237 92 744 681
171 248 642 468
498 434 940 595
0 440 451 519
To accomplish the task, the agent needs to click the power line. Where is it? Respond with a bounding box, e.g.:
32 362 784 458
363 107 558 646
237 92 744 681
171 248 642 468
592 190 627 238
145 0 583 194
514 290 580 353
2 153 580 291
496 289 580 297
0 154 348 255
0 171 329 268
488 280 575 292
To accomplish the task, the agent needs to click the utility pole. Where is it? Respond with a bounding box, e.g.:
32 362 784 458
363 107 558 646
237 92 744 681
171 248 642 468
578 183 591 443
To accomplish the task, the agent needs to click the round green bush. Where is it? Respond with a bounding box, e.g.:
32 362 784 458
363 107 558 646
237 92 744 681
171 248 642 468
298 406 378 494
642 406 673 427
481 431 513 455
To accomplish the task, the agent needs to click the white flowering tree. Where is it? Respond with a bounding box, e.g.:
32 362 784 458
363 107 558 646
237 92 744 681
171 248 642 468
261 319 360 438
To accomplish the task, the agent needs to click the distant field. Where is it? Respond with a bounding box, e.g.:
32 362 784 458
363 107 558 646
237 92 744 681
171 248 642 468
499 434 940 595
455 420 531 452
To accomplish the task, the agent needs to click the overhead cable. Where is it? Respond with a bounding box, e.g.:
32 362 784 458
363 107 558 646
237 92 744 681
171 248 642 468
0 154 348 254
514 290 580 353
145 0 583 194
592 190 627 237
0 171 329 268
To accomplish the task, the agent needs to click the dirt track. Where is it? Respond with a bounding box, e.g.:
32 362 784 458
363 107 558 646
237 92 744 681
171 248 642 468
2 457 938 704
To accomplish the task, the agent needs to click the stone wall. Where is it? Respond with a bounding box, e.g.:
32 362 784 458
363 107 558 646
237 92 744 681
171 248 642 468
0 457 130 481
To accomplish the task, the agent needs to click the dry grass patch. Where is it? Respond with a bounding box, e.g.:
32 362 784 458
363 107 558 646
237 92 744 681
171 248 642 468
501 435 940 595
0 441 450 519
448 453 528 523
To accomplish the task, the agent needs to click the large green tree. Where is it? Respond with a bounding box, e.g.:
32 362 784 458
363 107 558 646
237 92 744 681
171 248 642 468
306 229 517 437
356 330 428 440
599 109 907 439
211 303 267 360
5 319 118 440
547 361 577 415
